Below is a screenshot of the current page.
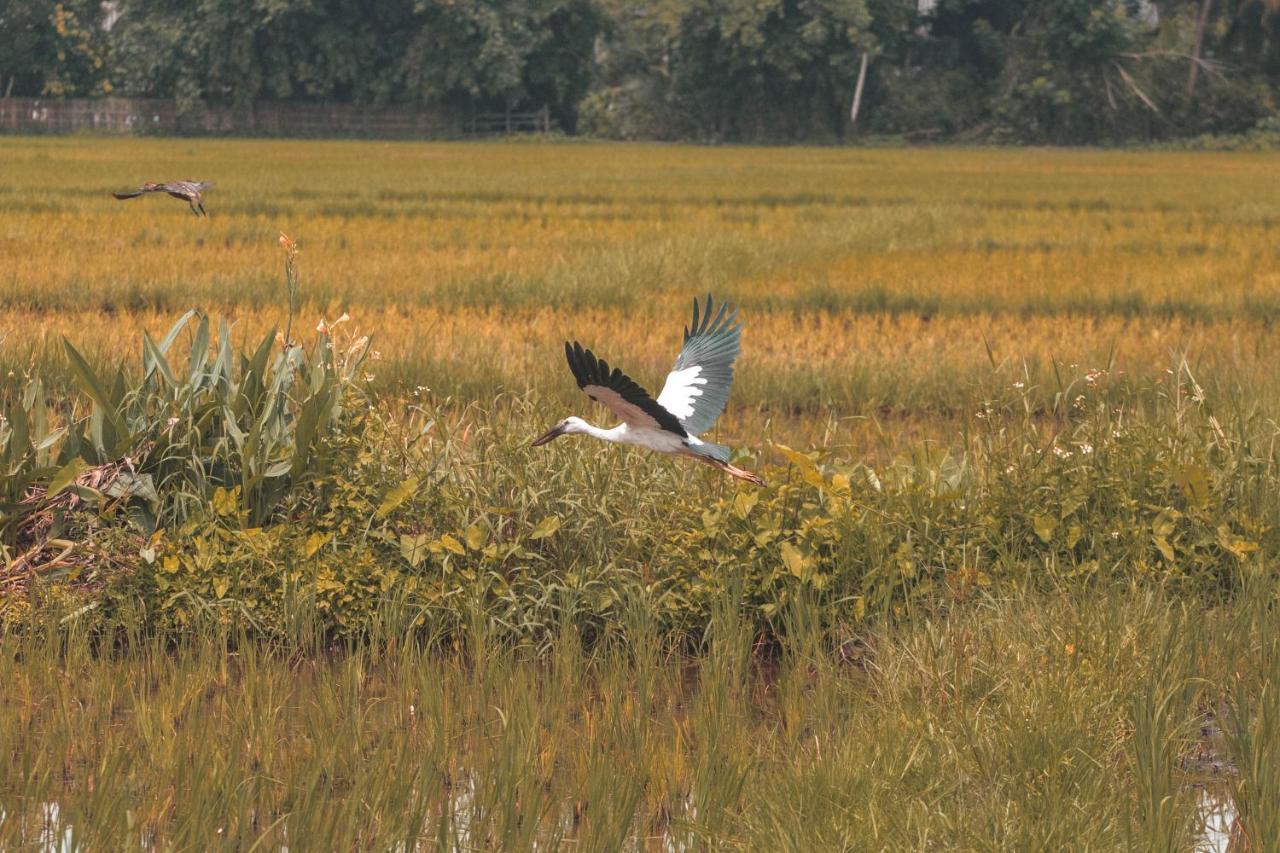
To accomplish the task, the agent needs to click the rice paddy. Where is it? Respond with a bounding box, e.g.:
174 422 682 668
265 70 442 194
3 138 1280 443
3 136 1280 848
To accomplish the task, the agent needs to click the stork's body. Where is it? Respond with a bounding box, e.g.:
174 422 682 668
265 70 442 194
532 295 765 486
112 180 213 216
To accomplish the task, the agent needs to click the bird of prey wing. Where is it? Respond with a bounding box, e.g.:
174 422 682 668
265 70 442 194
656 294 742 436
565 341 688 435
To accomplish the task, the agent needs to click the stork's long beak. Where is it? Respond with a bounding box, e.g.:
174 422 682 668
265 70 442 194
531 424 567 447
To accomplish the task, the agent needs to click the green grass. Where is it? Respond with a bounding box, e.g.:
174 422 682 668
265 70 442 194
4 137 1280 847
3 583 1272 849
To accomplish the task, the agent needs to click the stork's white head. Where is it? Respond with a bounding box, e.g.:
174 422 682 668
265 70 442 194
531 416 589 447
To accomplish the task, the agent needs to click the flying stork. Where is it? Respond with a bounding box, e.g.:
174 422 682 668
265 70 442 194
531 294 766 487
112 181 213 216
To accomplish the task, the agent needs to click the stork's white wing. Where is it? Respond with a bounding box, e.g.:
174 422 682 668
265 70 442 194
656 294 742 436
565 342 688 435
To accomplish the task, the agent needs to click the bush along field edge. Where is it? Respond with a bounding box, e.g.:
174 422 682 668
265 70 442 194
1 239 1274 645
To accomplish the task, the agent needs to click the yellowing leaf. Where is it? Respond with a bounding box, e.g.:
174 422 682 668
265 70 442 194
464 523 486 551
1217 524 1259 559
830 472 851 496
780 541 810 579
303 532 331 559
1152 508 1180 540
376 476 420 519
1174 463 1211 510
213 577 229 598
314 575 344 593
437 533 465 555
774 442 824 489
733 490 758 519
161 555 180 574
1033 514 1057 544
529 516 561 540
400 534 430 567
211 486 238 517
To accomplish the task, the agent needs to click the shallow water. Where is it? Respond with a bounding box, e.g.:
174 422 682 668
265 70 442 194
1195 789 1238 853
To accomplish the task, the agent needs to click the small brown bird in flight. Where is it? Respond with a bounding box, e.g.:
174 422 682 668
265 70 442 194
112 180 213 216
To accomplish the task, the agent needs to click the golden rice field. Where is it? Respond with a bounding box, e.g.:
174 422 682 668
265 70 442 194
8 138 1280 849
4 137 1280 450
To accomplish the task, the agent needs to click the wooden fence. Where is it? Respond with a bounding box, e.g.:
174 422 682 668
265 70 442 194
0 98 555 139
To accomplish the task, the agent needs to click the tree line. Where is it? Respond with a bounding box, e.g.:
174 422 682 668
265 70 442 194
1 0 1278 144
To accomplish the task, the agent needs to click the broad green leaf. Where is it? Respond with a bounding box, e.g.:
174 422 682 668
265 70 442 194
142 331 178 386
63 340 129 440
35 426 67 453
264 460 292 478
156 309 196 354
106 472 159 505
733 490 758 519
1152 508 1180 540
1174 463 1211 511
188 313 210 384
48 457 88 496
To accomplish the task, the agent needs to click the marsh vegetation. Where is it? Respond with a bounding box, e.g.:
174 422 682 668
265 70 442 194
2 138 1279 847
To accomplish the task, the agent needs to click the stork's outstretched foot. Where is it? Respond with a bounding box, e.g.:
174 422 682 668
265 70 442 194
708 458 766 487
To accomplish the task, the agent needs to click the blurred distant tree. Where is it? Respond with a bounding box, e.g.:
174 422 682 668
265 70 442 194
108 0 598 125
667 0 874 140
399 0 600 125
1162 0 1280 131
109 0 411 109
0 0 111 97
981 0 1166 142
2 0 1275 142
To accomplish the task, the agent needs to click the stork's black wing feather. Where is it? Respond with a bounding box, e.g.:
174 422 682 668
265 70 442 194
565 341 688 436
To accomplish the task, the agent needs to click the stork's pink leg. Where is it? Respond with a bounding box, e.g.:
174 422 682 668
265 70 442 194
698 457 766 487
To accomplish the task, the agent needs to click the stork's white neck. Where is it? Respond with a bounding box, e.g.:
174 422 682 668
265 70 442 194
574 420 628 443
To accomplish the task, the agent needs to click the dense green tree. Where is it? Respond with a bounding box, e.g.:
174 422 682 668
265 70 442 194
3 0 1278 143
399 0 599 124
106 0 598 124
665 0 874 139
0 0 111 97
